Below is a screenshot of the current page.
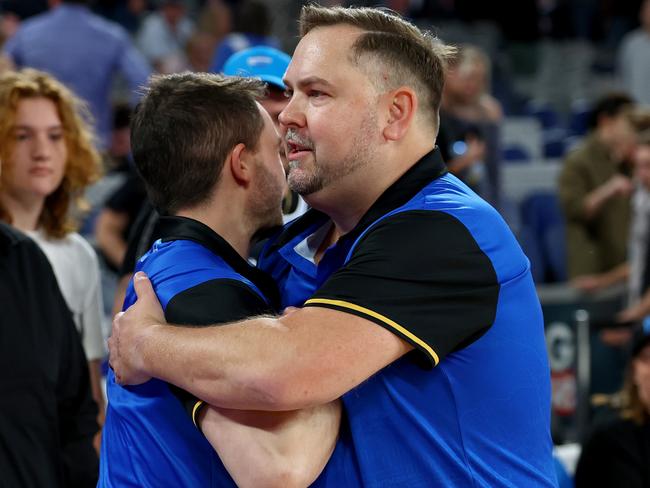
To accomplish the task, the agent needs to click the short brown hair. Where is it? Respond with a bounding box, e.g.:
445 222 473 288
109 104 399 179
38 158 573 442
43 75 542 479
0 69 101 238
131 72 266 214
299 5 456 129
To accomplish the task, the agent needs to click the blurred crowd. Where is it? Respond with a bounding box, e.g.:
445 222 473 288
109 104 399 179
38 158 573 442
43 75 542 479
1 0 650 486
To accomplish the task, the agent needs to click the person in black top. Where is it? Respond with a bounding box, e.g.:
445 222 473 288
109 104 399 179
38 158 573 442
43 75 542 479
575 324 650 488
0 221 99 487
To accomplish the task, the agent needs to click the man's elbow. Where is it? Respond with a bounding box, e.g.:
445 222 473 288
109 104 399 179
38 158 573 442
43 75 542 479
246 372 334 411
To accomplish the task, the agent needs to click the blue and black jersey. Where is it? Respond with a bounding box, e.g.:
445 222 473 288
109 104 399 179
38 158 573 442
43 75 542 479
259 149 557 487
99 216 360 487
99 216 279 487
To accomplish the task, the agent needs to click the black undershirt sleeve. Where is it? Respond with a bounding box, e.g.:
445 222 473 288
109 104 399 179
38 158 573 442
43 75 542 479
164 279 274 426
305 211 500 368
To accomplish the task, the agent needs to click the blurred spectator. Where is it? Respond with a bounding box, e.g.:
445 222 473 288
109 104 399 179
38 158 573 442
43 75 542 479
209 0 278 73
107 103 133 173
438 44 502 207
0 75 99 488
618 126 650 323
0 69 107 435
558 93 637 280
2 0 152 149
136 0 194 72
570 112 650 297
185 31 217 72
618 0 650 107
574 323 650 487
0 9 21 43
95 106 146 274
195 0 232 42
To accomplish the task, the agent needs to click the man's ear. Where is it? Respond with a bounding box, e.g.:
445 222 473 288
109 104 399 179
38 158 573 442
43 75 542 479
229 143 252 186
383 87 417 142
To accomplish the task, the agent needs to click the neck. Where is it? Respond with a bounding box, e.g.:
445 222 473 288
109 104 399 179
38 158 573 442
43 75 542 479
0 192 44 232
176 196 255 260
305 139 434 235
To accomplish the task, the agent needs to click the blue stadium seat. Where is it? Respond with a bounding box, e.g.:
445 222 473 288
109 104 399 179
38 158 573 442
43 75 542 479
502 144 532 163
569 103 590 137
526 101 561 130
543 127 567 159
519 192 568 283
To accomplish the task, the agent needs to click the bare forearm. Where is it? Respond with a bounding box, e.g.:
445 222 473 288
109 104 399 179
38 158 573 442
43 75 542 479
139 316 338 410
583 177 630 219
583 189 609 219
603 263 630 287
200 401 341 488
112 285 411 411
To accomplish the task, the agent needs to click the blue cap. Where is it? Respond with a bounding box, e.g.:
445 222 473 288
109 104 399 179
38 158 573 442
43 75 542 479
223 46 290 90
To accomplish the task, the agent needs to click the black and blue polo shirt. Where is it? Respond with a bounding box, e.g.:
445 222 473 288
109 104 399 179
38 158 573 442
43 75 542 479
259 148 557 487
99 216 280 487
99 216 360 487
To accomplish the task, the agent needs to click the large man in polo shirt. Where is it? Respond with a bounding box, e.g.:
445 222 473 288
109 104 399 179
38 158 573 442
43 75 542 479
100 72 351 487
110 6 557 486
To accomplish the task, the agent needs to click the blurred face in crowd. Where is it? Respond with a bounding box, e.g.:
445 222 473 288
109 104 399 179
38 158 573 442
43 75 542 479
279 25 381 198
634 144 650 190
2 97 67 203
247 103 287 229
162 3 185 28
633 343 650 413
445 59 487 104
602 112 638 163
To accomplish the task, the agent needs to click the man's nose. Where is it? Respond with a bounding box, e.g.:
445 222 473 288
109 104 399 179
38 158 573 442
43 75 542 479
278 95 305 130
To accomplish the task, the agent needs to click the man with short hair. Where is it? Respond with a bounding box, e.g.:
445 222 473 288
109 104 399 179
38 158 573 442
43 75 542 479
110 6 557 486
559 93 637 282
100 72 346 487
3 0 151 148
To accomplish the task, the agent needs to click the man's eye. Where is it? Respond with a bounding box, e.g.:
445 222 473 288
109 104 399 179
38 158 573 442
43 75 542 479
283 90 292 99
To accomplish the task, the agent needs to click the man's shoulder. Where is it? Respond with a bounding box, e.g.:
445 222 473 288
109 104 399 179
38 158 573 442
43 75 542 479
562 137 600 169
141 239 238 283
139 238 268 311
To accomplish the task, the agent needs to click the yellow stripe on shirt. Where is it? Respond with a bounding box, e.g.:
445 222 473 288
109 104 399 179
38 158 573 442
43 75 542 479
192 400 205 428
304 298 440 366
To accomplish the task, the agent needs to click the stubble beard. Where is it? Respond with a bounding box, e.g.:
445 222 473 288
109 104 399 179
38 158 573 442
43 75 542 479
248 159 285 232
287 109 379 196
